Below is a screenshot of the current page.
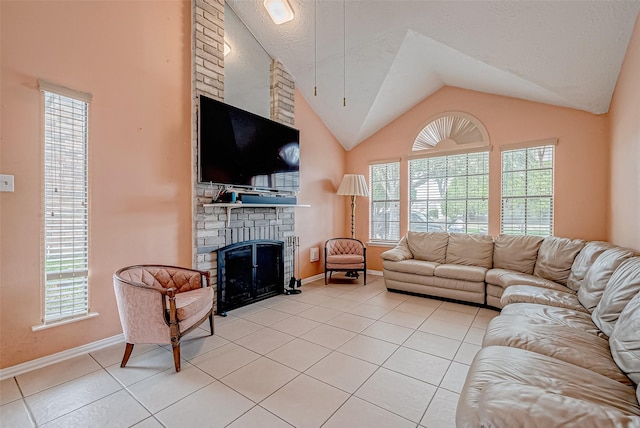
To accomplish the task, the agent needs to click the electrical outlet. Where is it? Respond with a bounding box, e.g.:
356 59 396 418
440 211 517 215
310 247 319 262
0 174 14 192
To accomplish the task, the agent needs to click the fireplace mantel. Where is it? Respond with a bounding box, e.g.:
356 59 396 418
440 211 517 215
202 203 310 227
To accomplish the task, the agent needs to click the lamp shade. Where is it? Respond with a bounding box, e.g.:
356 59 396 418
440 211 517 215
337 174 369 197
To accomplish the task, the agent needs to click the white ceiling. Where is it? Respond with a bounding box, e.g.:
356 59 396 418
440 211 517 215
227 0 640 151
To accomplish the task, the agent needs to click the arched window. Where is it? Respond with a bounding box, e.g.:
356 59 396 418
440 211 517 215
409 112 490 235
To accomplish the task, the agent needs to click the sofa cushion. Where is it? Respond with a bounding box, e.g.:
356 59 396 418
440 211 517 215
567 241 614 291
483 316 632 384
501 285 587 313
406 231 448 263
492 234 544 275
610 291 640 385
382 259 437 276
457 346 640 428
170 286 213 321
445 233 494 269
380 236 413 261
500 303 600 335
592 257 640 337
533 236 585 286
486 269 569 292
577 247 635 312
434 264 487 282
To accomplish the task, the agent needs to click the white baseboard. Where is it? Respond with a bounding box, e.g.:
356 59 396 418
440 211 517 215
0 334 124 381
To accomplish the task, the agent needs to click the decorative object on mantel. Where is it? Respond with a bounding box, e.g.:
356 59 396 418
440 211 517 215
337 174 369 239
285 236 302 294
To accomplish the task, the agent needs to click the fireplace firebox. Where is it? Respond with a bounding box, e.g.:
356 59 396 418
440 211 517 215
217 239 284 314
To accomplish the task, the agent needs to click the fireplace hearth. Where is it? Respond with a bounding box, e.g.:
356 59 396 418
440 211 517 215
217 239 284 314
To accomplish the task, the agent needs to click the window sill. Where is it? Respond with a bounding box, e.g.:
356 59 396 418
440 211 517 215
32 312 99 332
366 240 398 248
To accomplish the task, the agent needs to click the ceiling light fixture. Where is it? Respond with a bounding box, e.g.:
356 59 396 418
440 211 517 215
224 42 231 57
264 0 294 25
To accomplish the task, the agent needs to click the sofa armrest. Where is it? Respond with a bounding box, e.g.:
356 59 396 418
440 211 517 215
381 236 413 261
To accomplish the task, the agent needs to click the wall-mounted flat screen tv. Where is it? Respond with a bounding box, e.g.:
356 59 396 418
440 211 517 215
199 95 300 193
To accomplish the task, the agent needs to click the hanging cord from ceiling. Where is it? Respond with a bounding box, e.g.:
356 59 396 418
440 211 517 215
343 0 346 107
314 0 317 96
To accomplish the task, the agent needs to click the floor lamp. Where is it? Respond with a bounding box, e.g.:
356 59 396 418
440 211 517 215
337 174 370 239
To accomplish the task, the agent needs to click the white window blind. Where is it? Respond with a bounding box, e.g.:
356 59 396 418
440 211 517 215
501 145 554 236
42 89 90 323
370 162 400 241
409 152 488 234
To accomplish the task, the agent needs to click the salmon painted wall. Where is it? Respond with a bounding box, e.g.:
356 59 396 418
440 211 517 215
295 89 347 278
347 87 610 271
0 1 192 368
609 13 640 252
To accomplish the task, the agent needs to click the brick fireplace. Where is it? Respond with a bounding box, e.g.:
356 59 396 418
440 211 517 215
191 0 296 313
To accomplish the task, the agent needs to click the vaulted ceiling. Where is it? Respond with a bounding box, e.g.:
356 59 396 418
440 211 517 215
227 0 640 150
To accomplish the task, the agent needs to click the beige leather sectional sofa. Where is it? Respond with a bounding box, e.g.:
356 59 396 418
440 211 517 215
381 231 640 426
458 252 640 426
381 231 588 308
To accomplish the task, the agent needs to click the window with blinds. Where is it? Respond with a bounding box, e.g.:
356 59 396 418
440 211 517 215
42 87 90 323
501 145 554 236
409 152 489 234
370 162 400 241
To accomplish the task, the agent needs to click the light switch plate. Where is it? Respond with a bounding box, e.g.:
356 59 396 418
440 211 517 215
0 174 15 192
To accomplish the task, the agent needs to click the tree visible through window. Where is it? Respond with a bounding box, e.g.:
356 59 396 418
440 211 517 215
409 152 489 234
42 87 90 323
370 162 400 241
501 145 554 236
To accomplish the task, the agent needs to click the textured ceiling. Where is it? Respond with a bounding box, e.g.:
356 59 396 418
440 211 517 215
227 0 640 150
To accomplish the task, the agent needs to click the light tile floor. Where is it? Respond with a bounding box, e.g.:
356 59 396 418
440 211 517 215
0 276 498 427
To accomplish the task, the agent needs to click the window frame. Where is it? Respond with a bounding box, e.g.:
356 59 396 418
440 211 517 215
501 141 555 236
369 160 401 243
408 151 489 235
38 80 94 328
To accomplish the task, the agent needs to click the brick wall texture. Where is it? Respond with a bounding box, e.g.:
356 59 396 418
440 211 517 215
192 0 296 312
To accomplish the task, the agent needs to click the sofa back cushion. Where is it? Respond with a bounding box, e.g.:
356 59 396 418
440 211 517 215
567 241 614 292
592 257 640 337
406 231 448 263
381 236 413 262
609 291 640 385
445 233 494 269
577 247 635 313
492 235 544 274
533 237 585 286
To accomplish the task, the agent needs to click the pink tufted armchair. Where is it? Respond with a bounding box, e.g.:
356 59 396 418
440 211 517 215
324 238 367 285
113 265 214 372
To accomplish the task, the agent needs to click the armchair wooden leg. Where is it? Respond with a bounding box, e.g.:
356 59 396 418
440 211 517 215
324 270 327 285
209 313 214 335
120 343 135 368
172 344 181 372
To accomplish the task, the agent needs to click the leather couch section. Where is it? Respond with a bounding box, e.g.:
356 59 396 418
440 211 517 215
457 347 640 428
445 233 494 269
592 257 640 336
567 241 614 291
609 291 640 385
532 236 585 286
578 247 635 312
492 234 543 274
406 231 448 263
500 302 601 335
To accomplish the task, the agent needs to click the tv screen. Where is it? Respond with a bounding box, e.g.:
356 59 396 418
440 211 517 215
199 95 300 193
